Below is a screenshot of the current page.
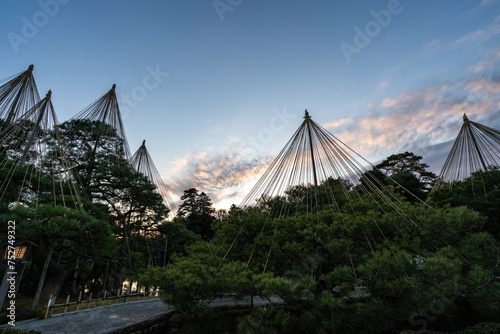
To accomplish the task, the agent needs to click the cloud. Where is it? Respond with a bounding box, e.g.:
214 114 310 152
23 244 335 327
468 60 492 73
324 74 500 171
323 116 351 129
169 152 207 174
460 0 499 18
423 38 441 56
376 80 390 92
166 147 272 208
480 0 499 7
419 16 500 57
163 42 500 210
167 71 500 209
453 14 500 45
467 47 500 73
209 126 223 134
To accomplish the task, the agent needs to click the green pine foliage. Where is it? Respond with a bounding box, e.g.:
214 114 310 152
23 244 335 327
144 167 499 333
0 119 171 299
1 112 498 334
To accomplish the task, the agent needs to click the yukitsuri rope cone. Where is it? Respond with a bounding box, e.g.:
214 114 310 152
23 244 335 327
0 64 40 124
131 140 177 217
434 113 500 189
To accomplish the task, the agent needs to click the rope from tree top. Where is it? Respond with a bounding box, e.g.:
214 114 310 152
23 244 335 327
131 139 177 216
71 84 131 162
434 113 500 188
203 110 485 314
213 110 423 280
0 64 40 125
0 89 81 209
240 110 418 217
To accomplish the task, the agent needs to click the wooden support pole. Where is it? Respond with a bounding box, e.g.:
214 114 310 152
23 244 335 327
76 291 82 310
163 236 168 267
44 294 53 319
305 110 319 207
20 91 51 168
115 288 121 304
465 121 488 171
102 291 107 306
14 262 26 295
87 292 93 309
6 65 34 124
100 261 110 298
124 284 131 302
136 281 141 300
71 256 80 293
48 296 56 317
64 295 70 313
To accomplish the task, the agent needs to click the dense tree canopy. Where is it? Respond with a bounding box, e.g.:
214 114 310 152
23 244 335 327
1 112 498 334
429 167 500 240
145 167 499 334
0 119 170 300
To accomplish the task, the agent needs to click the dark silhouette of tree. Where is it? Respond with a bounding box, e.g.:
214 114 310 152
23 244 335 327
377 152 436 185
361 152 437 202
175 188 215 240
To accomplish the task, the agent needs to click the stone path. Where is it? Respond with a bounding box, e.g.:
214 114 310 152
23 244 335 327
1 296 283 334
2 299 172 334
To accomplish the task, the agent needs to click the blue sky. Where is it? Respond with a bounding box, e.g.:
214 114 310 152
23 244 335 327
1 0 500 208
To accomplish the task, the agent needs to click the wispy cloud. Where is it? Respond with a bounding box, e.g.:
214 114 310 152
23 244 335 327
453 14 500 45
209 126 223 134
424 15 500 55
323 116 352 129
468 60 492 73
423 38 441 56
168 71 500 208
164 34 500 209
467 46 500 73
480 0 499 5
166 147 272 208
460 0 499 18
323 74 500 170
376 80 390 92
